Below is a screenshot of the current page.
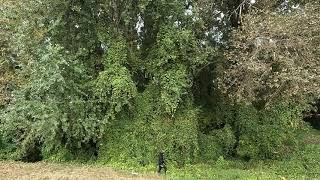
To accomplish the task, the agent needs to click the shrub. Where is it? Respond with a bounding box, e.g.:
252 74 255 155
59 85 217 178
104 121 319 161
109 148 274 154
198 124 236 161
98 86 200 167
236 101 302 159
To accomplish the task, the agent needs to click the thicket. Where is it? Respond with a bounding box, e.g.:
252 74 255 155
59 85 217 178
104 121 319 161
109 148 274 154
0 0 319 169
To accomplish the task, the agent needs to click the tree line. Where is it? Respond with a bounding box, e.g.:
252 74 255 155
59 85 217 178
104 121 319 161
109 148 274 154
0 0 319 166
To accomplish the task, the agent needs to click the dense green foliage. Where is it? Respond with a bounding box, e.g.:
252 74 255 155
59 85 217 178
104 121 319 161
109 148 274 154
0 0 319 178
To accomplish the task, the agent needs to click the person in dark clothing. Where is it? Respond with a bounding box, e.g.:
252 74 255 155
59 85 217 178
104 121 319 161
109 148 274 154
157 151 167 174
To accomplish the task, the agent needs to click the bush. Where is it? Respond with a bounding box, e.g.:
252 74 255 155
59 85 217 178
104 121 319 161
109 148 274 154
198 124 236 161
98 86 200 167
235 101 302 159
0 135 16 160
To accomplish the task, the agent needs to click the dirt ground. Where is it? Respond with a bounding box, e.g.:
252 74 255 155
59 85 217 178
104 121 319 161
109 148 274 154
0 161 163 180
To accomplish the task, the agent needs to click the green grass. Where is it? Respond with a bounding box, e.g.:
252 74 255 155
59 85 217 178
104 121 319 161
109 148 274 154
167 164 279 180
4 128 318 180
104 128 320 180
168 129 320 179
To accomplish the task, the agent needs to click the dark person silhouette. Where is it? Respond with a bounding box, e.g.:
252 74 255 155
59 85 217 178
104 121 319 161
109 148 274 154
158 151 167 174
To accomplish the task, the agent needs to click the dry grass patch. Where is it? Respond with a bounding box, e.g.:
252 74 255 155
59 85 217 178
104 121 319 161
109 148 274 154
0 161 163 180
